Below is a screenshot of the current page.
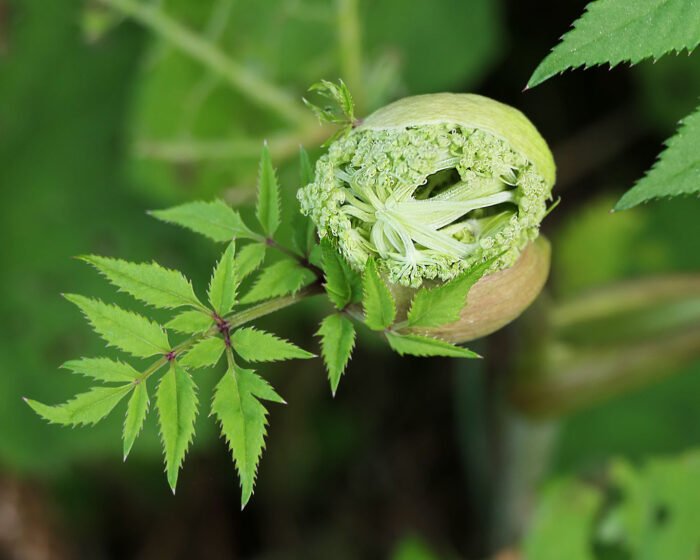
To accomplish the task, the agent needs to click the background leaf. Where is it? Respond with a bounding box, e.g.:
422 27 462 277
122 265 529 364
523 479 602 560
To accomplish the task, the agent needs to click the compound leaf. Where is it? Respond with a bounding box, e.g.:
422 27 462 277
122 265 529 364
65 294 169 358
151 199 257 242
528 0 700 89
317 314 356 396
208 242 238 315
156 364 198 493
362 259 395 331
80 255 203 310
615 105 700 209
385 332 480 358
256 143 281 238
240 259 315 304
26 384 132 426
212 365 283 508
179 337 225 369
123 381 149 460
231 327 314 362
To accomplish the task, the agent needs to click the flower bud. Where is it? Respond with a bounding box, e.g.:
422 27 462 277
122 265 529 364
300 93 556 340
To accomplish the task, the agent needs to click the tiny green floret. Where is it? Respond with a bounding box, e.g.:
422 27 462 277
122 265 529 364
298 93 556 287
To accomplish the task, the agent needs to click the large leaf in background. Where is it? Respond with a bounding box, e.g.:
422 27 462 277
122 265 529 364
126 0 504 202
524 452 700 559
523 479 601 560
360 0 503 94
0 0 218 474
551 195 700 472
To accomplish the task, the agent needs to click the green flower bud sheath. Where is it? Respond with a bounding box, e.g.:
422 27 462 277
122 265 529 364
298 93 556 287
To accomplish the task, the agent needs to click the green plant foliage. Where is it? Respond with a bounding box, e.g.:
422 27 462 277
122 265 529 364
406 259 494 329
235 242 267 280
123 382 149 460
26 385 133 427
524 451 700 559
156 363 198 492
166 310 215 334
151 199 257 242
321 239 362 310
385 333 480 359
615 106 700 209
523 478 602 560
231 328 315 363
122 0 504 202
528 0 700 89
317 314 356 395
304 79 357 127
602 455 700 558
256 143 281 237
65 295 170 358
29 141 484 501
81 255 204 310
207 241 238 315
293 147 320 258
240 259 316 304
362 259 396 331
212 364 284 508
529 0 700 209
62 357 139 383
179 337 225 369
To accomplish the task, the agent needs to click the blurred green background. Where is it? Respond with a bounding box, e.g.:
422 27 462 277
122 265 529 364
1 0 700 558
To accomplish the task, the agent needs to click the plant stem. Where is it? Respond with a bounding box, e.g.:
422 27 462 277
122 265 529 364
100 0 312 126
336 0 365 113
137 284 324 382
225 283 325 330
135 123 332 163
551 275 700 328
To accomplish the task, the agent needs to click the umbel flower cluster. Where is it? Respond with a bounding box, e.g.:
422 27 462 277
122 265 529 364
298 93 556 287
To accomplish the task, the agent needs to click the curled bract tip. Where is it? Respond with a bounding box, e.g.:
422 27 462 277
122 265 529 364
298 93 556 287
